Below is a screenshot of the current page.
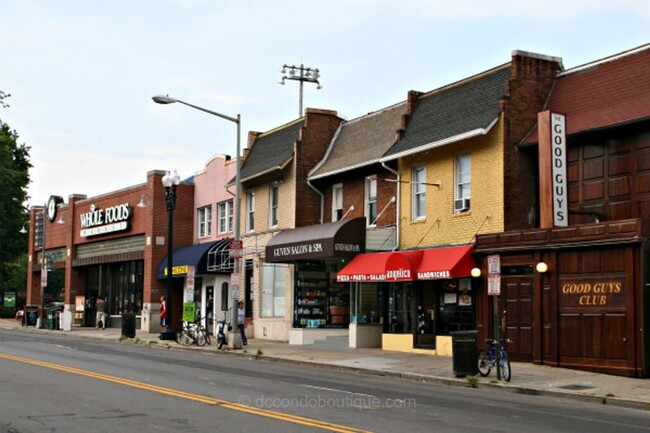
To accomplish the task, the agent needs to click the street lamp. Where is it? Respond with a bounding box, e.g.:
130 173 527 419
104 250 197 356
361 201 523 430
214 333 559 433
160 169 181 340
278 64 322 118
152 94 243 349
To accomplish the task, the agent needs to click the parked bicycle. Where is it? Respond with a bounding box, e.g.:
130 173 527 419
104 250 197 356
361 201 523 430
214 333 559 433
177 318 211 347
477 338 512 381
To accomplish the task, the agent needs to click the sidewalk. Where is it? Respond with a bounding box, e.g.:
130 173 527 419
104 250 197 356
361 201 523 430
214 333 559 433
1 318 648 411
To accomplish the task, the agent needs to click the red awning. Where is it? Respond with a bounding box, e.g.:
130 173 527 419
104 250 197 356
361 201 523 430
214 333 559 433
337 250 423 283
416 245 474 280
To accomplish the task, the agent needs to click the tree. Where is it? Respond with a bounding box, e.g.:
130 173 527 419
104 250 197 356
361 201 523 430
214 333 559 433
0 116 32 301
0 91 9 108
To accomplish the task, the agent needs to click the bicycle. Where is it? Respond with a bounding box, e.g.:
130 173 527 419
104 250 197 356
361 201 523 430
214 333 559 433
477 338 512 381
177 318 211 347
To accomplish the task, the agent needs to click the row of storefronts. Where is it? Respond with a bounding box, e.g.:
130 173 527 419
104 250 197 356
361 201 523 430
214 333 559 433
26 44 650 377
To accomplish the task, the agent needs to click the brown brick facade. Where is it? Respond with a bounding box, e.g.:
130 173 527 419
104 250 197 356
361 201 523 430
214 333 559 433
294 109 343 227
501 52 563 230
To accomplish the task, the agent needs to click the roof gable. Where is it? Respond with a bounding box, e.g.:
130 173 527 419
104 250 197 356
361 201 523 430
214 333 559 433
383 65 511 159
239 119 304 181
309 101 407 179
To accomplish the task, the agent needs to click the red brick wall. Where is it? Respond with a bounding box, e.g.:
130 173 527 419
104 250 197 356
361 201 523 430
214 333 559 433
321 165 398 227
294 109 343 227
502 52 563 230
144 171 195 304
26 170 197 310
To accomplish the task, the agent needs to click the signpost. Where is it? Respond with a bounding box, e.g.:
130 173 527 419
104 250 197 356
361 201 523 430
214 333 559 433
487 254 502 380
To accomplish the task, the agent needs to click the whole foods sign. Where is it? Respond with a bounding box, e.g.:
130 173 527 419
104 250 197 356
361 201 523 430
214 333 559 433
80 203 132 237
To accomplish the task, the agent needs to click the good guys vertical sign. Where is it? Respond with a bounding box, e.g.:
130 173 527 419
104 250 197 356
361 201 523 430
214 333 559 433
551 113 567 226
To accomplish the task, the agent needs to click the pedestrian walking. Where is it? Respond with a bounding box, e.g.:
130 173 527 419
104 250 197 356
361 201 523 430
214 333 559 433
238 301 247 345
159 296 168 331
95 296 107 330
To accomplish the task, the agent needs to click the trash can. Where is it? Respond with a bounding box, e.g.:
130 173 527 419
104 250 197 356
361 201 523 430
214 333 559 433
46 308 56 330
24 306 38 327
450 330 479 377
121 313 136 338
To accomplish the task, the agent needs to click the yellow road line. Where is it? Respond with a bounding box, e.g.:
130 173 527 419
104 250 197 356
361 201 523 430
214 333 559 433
0 353 373 433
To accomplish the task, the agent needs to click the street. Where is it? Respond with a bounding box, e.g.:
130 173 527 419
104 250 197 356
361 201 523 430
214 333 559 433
1 329 649 433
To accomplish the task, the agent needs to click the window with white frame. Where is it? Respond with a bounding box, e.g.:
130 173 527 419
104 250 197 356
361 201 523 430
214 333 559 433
454 154 471 213
217 200 233 234
197 205 212 238
269 182 279 228
261 263 286 317
246 189 255 232
365 176 377 226
412 165 426 220
332 183 343 222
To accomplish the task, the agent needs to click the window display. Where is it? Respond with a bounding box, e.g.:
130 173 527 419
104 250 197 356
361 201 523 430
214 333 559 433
294 261 350 328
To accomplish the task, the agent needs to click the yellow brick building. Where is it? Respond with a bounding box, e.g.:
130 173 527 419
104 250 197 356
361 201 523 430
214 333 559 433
398 116 505 249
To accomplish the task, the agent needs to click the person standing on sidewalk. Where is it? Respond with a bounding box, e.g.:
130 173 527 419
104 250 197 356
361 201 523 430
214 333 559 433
237 301 247 345
95 297 107 330
159 296 167 332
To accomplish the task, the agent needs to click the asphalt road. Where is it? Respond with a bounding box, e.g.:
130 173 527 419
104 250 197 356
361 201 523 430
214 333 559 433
1 329 649 433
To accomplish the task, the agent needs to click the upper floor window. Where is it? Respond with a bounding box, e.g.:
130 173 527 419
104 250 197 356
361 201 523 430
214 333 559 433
332 183 343 222
197 205 212 238
246 189 255 232
454 154 471 213
269 182 279 228
217 200 233 234
412 165 426 220
365 176 378 226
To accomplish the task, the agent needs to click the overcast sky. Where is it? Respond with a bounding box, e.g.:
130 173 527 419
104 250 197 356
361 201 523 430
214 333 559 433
1 0 648 206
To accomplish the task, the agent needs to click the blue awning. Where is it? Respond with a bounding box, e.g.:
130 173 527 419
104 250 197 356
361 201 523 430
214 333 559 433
157 238 232 279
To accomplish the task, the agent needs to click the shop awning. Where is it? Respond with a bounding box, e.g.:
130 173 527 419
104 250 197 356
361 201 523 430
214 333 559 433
337 250 423 282
265 217 366 262
157 239 231 279
416 245 474 280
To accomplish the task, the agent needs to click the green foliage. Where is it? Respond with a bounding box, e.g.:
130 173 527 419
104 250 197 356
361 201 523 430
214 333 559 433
465 375 479 388
0 117 32 295
0 91 9 109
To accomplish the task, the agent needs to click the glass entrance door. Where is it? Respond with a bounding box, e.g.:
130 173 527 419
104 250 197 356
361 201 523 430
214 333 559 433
414 283 436 349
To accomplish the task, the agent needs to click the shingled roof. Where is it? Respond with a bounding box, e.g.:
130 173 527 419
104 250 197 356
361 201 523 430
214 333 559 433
239 119 304 182
309 101 407 180
382 65 511 160
521 44 650 145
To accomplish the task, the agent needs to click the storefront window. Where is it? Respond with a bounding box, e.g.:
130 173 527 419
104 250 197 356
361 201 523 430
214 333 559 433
221 282 229 311
435 278 474 335
261 263 285 317
386 279 475 338
351 282 383 324
387 282 414 333
85 260 144 317
295 260 349 328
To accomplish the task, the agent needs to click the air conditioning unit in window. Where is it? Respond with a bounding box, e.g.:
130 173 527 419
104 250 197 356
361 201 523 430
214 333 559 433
454 198 471 212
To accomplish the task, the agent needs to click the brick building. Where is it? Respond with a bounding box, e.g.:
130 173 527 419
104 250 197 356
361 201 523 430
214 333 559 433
328 51 562 354
237 109 344 342
475 44 650 377
26 170 195 333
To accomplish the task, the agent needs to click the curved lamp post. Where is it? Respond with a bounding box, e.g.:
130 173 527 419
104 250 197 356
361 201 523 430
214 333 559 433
152 95 242 349
160 169 181 340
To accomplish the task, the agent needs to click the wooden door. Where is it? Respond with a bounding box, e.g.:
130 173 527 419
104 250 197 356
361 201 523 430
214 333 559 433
500 275 534 362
